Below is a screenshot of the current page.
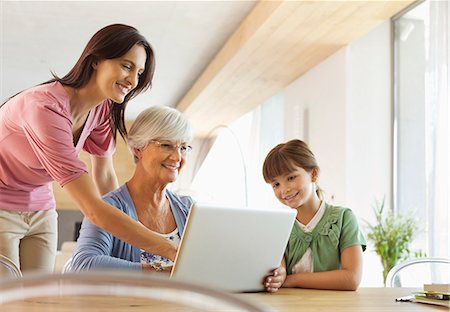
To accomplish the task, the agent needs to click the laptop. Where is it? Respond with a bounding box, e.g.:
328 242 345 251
170 203 296 292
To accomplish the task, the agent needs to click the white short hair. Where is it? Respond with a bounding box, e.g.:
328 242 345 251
127 106 193 153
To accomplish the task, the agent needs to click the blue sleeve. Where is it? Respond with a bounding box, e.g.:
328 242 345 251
178 195 194 215
167 191 194 236
69 195 141 272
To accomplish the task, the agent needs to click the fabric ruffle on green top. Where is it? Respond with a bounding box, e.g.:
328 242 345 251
284 203 366 275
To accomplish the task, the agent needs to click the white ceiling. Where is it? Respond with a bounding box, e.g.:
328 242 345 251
0 0 256 119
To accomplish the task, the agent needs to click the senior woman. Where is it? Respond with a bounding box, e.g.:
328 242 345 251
70 106 193 272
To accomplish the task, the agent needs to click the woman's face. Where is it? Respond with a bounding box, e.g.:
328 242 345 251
269 166 317 209
93 43 147 103
137 139 191 185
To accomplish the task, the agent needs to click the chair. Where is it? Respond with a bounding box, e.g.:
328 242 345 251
386 257 450 287
0 270 271 311
61 257 72 274
0 254 22 278
54 241 76 273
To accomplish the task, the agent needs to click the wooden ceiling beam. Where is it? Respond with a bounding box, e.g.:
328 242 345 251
176 0 416 137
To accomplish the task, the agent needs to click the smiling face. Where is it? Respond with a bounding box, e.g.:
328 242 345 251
136 139 189 185
270 166 318 209
93 43 147 103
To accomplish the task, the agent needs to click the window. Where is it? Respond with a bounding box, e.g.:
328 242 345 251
190 93 285 209
394 0 449 258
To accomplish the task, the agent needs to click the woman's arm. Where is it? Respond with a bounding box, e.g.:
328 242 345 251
90 155 119 195
63 173 177 260
71 217 141 272
283 245 363 290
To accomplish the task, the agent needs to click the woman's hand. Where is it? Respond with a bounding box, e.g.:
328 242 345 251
264 266 287 293
64 173 179 260
142 263 173 274
158 239 177 261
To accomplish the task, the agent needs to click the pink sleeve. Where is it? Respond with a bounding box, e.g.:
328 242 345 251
83 102 116 157
21 98 87 187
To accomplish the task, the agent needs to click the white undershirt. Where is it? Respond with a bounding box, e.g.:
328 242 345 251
292 201 326 274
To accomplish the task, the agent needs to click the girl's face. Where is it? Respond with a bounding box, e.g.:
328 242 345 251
93 43 147 103
270 166 317 209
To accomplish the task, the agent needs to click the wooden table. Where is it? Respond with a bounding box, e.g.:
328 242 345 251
241 288 448 311
1 288 446 311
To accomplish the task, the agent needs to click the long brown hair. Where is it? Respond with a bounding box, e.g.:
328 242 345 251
263 139 323 199
2 24 155 141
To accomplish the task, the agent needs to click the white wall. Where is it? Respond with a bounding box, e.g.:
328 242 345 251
282 21 393 286
284 48 348 204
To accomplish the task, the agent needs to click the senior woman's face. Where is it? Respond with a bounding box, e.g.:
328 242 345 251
138 139 190 184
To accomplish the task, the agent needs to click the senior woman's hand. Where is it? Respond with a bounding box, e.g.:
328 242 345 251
150 237 178 261
264 266 287 293
142 263 173 274
163 240 178 261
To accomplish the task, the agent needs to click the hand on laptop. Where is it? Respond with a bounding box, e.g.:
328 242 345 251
156 240 178 261
264 266 287 293
142 263 173 274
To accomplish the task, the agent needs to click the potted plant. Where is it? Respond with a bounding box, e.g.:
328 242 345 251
365 198 419 286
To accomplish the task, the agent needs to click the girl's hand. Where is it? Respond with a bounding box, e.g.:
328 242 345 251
264 266 286 293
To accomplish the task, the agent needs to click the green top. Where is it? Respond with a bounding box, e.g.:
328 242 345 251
285 202 366 274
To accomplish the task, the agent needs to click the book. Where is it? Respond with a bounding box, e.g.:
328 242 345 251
412 291 449 300
410 284 450 308
423 283 450 294
413 295 450 308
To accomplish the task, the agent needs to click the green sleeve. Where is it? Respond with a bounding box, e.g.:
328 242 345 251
338 209 366 252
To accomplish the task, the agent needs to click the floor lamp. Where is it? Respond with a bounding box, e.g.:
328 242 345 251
192 125 249 208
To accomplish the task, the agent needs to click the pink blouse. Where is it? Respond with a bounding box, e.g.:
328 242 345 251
0 82 115 211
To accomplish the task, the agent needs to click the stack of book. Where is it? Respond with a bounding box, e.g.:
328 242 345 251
412 284 450 307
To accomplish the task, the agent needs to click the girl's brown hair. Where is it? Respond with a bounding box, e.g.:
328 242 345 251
263 139 323 199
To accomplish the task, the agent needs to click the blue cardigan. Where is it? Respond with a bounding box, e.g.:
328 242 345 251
70 184 193 271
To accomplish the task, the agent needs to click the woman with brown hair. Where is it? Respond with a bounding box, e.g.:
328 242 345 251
0 24 176 275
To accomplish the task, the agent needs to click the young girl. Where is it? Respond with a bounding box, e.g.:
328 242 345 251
262 139 366 292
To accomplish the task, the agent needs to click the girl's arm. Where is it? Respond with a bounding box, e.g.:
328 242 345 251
63 173 177 260
283 245 363 290
90 155 119 195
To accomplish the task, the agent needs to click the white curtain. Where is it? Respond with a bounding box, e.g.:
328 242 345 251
173 92 285 209
426 0 449 258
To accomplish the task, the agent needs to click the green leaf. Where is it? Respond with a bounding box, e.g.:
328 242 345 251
363 196 422 285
